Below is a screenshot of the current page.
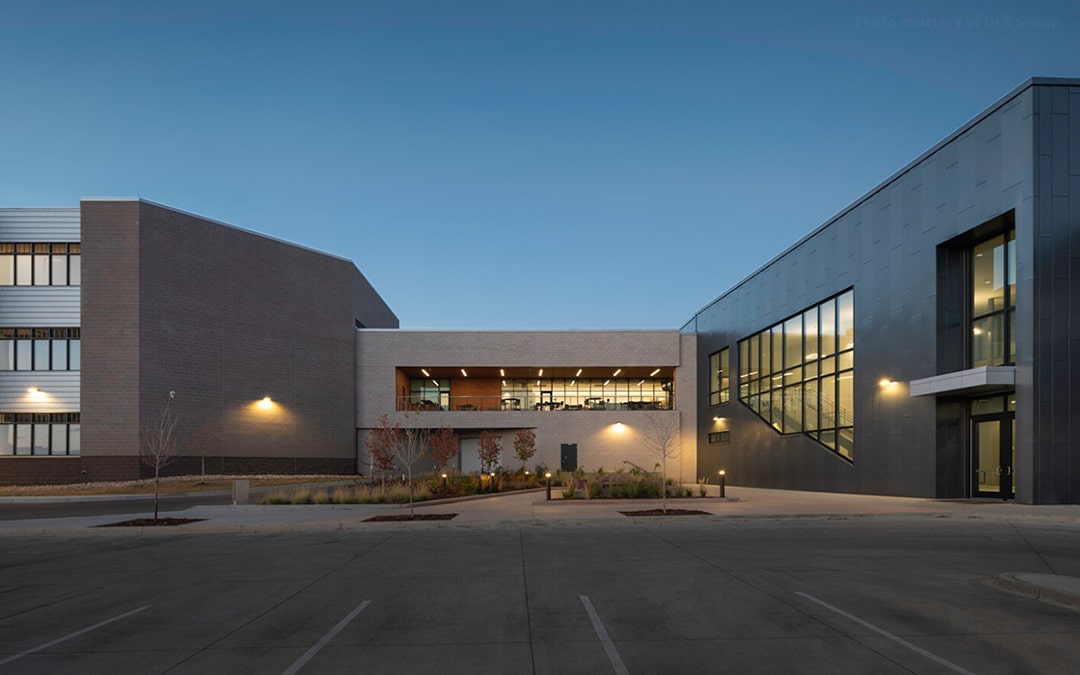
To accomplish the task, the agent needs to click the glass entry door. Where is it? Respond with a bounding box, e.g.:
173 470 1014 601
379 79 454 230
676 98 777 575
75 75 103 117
973 413 1014 499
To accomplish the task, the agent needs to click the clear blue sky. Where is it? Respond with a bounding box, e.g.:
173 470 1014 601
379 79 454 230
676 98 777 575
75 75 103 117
2 0 1077 329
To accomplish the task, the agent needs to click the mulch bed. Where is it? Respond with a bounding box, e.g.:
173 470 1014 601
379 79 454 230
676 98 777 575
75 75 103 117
364 513 457 522
96 518 205 527
619 509 710 517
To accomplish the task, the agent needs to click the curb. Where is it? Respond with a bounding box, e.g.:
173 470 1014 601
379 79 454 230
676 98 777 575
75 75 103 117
979 573 1080 612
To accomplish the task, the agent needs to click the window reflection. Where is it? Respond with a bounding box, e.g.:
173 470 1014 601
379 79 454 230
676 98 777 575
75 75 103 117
0 414 81 455
971 228 1015 366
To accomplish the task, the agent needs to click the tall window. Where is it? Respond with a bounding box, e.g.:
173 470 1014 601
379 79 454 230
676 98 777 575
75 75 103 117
971 229 1015 367
0 413 80 456
709 348 729 406
738 290 854 461
0 243 81 286
0 328 81 371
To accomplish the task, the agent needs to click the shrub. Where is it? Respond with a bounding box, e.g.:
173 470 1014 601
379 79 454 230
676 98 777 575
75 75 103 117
587 480 602 499
313 490 333 504
333 486 361 504
562 483 576 499
262 491 290 505
291 489 314 505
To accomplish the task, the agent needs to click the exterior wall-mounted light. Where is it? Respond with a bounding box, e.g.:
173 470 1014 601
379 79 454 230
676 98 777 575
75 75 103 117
258 396 274 409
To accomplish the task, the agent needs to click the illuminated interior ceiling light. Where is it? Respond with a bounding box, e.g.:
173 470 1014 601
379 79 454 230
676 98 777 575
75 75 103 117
538 369 543 377
771 375 783 380
499 369 505 377
603 380 610 386
569 380 575 386
649 368 661 377
612 368 621 377
575 368 582 377
421 369 430 377
972 327 983 335
536 380 541 386
461 369 468 377
783 371 794 377
805 353 818 359
637 380 645 386
502 380 506 386
432 380 439 386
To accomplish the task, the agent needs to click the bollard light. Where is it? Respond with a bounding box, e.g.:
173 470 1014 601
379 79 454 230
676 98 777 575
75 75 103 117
545 471 552 501
718 469 726 499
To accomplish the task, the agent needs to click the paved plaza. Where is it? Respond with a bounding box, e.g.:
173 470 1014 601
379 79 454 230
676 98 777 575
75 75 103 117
1 488 1079 674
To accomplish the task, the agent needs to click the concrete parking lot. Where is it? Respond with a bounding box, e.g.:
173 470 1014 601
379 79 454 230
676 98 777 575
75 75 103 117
1 491 1079 674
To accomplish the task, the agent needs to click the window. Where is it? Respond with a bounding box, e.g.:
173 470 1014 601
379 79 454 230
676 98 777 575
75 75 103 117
708 431 730 444
402 375 675 411
0 413 80 456
709 348 729 406
0 243 80 286
971 229 1015 367
0 328 81 371
738 289 855 461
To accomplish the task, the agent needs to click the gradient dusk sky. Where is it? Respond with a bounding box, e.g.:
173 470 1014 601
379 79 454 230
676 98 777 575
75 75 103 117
2 0 1077 329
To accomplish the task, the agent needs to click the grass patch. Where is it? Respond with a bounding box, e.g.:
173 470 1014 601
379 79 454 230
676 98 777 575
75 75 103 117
256 474 544 505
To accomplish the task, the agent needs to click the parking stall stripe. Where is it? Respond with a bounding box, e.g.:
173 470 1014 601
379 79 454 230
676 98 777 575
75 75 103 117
579 595 630 675
281 600 371 675
0 604 151 667
795 592 979 675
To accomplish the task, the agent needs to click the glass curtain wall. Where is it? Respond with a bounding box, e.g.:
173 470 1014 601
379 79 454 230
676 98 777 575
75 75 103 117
406 377 674 411
738 290 855 460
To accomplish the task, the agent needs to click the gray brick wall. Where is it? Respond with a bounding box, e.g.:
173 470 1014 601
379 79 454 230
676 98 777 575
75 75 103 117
80 199 397 480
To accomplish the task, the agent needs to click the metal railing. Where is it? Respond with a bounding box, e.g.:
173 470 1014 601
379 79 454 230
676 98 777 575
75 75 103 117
398 395 673 412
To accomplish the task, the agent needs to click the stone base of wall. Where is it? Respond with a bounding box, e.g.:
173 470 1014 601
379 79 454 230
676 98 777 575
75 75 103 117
0 456 357 485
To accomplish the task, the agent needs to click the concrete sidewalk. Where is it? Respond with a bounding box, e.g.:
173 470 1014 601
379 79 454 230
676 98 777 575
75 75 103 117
2 484 1077 533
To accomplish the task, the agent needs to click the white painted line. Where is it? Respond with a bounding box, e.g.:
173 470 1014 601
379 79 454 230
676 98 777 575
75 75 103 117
795 592 979 675
0 604 150 667
281 600 371 675
579 595 630 675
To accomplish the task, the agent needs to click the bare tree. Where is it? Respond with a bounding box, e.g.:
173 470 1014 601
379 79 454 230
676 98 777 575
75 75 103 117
393 410 431 517
141 390 182 521
639 413 681 513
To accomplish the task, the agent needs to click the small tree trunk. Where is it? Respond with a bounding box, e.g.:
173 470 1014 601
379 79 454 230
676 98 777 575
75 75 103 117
661 457 667 513
407 465 414 518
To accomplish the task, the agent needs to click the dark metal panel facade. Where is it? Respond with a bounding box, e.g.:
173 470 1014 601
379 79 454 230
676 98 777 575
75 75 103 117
690 82 1078 502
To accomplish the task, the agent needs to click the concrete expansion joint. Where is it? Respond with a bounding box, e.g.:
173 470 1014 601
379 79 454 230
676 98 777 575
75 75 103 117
978 573 1080 613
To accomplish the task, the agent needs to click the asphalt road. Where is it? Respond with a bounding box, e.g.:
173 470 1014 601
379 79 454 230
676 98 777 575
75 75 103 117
0 493 232 520
1 516 1078 674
